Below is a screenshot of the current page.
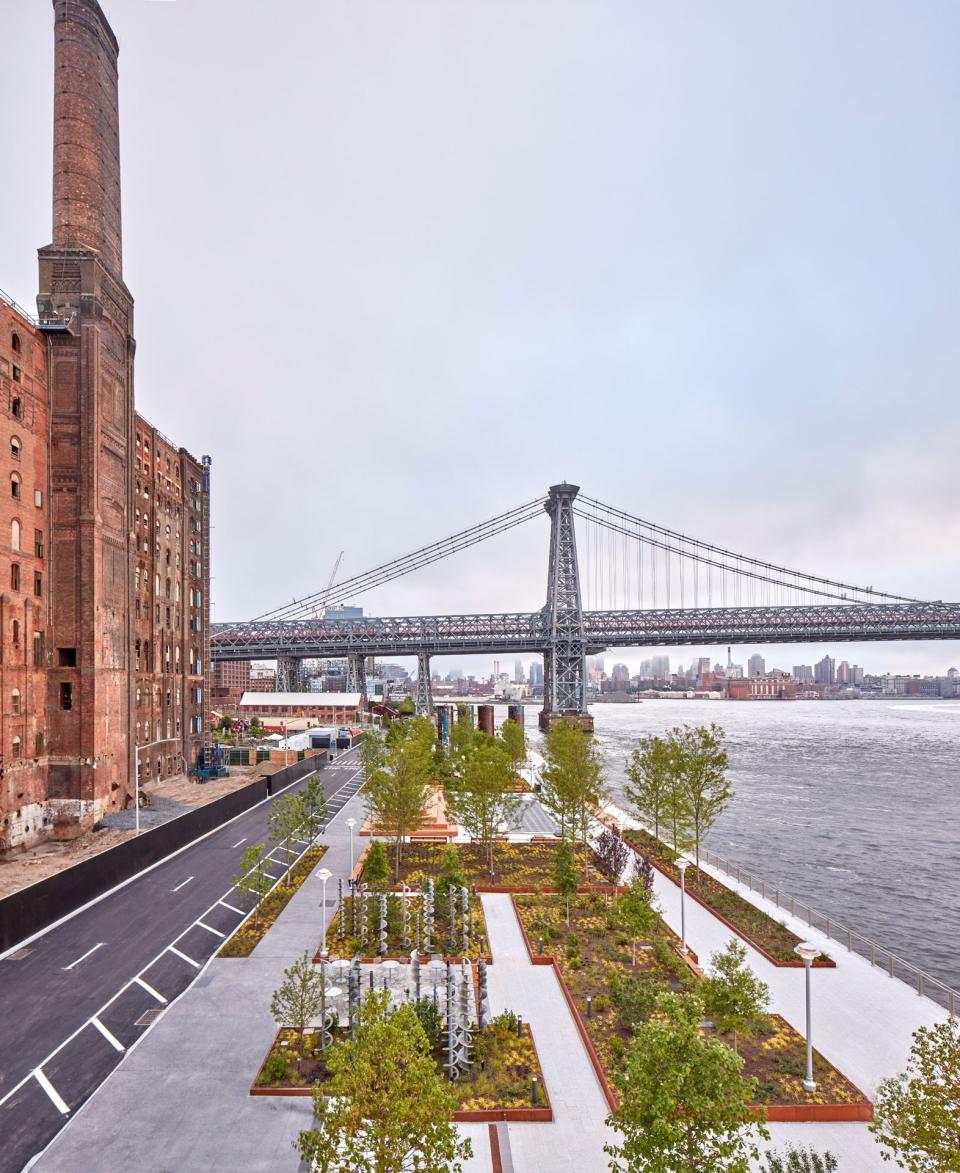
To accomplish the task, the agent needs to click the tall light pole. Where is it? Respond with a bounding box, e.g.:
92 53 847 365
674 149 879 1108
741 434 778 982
317 867 332 957
795 941 819 1092
676 857 689 955
346 818 356 875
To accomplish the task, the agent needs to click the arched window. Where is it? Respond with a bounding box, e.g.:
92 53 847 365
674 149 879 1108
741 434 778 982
11 519 20 551
11 688 20 715
12 735 21 760
10 437 20 461
11 332 21 353
10 473 21 500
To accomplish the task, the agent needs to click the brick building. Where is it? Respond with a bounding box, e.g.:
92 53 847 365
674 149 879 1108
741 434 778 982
0 0 210 852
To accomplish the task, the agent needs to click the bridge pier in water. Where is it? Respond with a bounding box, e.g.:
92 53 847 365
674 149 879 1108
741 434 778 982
415 650 433 716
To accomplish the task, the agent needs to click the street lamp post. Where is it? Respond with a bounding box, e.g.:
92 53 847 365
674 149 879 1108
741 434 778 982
676 857 689 954
317 867 332 957
346 818 356 875
795 941 819 1092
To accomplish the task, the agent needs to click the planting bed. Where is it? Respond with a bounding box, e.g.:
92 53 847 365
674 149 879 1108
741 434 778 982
620 828 833 966
317 889 490 963
395 840 591 891
218 846 326 958
251 1015 551 1120
513 892 868 1118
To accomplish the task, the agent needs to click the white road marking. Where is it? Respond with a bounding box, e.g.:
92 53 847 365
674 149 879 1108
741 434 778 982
196 920 225 939
231 838 247 849
265 873 281 882
90 1016 125 1053
167 945 200 968
171 876 194 892
134 976 168 1004
34 1069 70 1115
62 942 105 971
218 900 245 915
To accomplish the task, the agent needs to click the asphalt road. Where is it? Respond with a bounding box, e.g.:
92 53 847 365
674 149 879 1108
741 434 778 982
0 745 365 1173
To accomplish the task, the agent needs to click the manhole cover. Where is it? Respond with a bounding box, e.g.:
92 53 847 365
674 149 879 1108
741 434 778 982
135 1009 164 1027
6 947 32 961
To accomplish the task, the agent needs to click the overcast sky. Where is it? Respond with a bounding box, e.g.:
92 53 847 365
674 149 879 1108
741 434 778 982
3 0 959 677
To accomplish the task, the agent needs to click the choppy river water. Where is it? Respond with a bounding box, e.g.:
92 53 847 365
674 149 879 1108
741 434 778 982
525 699 960 991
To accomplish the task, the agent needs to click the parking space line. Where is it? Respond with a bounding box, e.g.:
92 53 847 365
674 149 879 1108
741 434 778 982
231 838 247 849
196 921 225 939
171 876 194 893
62 942 104 971
134 976 168 1004
34 1069 70 1115
90 1017 125 1053
167 945 200 969
218 900 244 915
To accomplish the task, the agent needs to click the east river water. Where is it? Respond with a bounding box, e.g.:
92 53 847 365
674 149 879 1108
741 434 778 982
524 700 960 991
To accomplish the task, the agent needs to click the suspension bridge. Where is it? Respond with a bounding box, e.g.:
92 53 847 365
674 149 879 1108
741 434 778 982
211 484 960 730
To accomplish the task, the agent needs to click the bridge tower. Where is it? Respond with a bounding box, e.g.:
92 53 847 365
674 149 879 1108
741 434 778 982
276 656 304 693
539 483 592 732
415 651 433 716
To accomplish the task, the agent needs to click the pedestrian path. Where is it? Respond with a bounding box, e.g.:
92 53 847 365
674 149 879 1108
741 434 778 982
480 893 613 1170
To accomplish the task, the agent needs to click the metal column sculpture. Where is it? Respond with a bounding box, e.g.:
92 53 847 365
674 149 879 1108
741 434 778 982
539 482 591 732
415 650 433 716
423 880 434 954
378 894 388 958
460 886 470 954
477 958 490 1028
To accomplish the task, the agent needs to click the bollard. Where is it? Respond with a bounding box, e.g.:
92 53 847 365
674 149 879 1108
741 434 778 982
369 971 374 990
538 936 544 957
516 1014 523 1039
586 996 593 1020
531 1076 539 1106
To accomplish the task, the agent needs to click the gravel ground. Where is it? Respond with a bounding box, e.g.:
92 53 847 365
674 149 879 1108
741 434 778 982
97 796 193 831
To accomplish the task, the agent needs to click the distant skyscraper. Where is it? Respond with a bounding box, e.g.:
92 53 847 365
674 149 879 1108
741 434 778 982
697 657 711 683
748 654 766 677
651 655 670 681
793 665 814 682
528 661 544 686
514 659 524 684
611 663 630 687
814 655 836 684
836 661 851 684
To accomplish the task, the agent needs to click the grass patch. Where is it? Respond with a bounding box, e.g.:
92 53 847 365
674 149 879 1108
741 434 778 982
219 846 326 958
394 840 591 890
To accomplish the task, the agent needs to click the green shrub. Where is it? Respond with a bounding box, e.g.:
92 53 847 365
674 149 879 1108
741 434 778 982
437 845 466 895
413 997 442 1049
260 1051 288 1085
608 1035 626 1065
363 840 388 887
593 995 610 1014
610 974 659 1034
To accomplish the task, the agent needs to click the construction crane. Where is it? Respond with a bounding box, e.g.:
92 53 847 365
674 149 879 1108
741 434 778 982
315 551 344 620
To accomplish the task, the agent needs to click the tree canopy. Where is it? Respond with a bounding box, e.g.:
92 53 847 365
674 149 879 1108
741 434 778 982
444 732 521 872
363 718 436 878
540 718 607 878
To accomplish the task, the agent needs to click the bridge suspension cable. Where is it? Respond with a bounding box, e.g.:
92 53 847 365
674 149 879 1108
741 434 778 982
575 494 925 611
252 495 549 622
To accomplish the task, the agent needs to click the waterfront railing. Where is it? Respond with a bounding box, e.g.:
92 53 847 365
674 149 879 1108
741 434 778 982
696 844 957 1018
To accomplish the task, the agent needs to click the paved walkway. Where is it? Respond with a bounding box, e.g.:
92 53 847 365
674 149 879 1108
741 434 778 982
31 788 489 1173
481 893 613 1170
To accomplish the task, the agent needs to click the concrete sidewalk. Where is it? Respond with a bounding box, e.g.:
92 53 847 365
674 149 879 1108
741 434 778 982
31 791 488 1173
480 893 613 1171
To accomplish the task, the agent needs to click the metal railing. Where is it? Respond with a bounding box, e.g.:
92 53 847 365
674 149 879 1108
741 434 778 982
0 285 38 325
697 844 957 1018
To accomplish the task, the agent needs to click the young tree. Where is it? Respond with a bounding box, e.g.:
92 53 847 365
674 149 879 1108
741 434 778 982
703 938 771 1055
870 1015 960 1173
363 839 389 889
552 837 578 925
669 723 731 868
618 875 660 966
605 992 767 1173
540 718 608 879
268 792 306 884
300 774 327 842
270 951 325 1073
296 992 473 1173
594 827 629 887
436 844 465 896
445 733 520 873
499 717 527 776
364 716 435 878
233 843 272 924
626 734 674 842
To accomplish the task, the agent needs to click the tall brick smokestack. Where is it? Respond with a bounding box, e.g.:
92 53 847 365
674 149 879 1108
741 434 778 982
51 0 123 276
